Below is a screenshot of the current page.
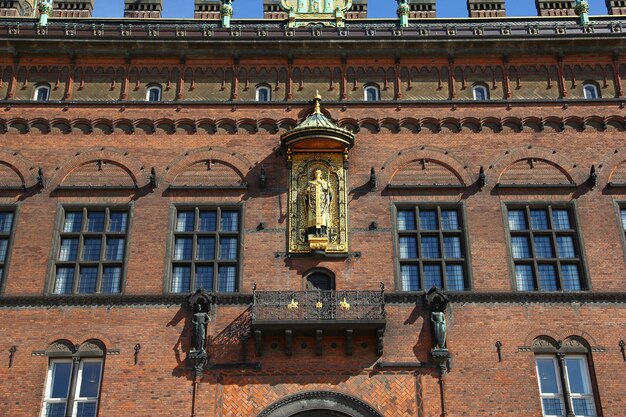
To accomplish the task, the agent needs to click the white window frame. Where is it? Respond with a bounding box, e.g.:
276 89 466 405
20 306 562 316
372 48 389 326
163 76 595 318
41 358 103 417
535 355 597 417
34 84 51 102
535 356 566 417
146 85 162 102
563 355 596 417
364 85 380 102
472 84 489 101
255 85 271 102
583 83 599 100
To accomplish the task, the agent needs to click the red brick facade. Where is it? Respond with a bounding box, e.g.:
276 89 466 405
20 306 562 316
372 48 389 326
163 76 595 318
0 9 625 417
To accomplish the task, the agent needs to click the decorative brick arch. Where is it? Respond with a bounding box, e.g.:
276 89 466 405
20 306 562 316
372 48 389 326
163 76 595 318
379 146 474 187
524 329 598 347
258 391 384 417
0 149 38 188
50 147 147 188
164 146 253 185
597 146 626 185
489 145 583 185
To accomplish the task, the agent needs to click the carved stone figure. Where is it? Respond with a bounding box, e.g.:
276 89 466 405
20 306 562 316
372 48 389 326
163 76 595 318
303 168 332 239
431 311 447 349
191 304 210 352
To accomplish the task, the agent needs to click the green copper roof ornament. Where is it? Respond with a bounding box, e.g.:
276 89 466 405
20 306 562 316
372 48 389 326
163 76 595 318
221 0 234 28
37 0 53 26
575 0 590 26
397 0 410 28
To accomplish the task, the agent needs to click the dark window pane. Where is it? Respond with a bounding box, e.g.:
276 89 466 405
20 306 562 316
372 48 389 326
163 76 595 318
400 264 419 291
446 264 465 291
443 236 462 258
176 212 195 232
196 266 214 291
78 267 98 294
219 237 238 260
50 361 73 398
64 212 83 233
148 87 161 102
365 87 379 101
397 210 416 230
0 239 8 262
218 266 237 292
0 212 13 233
75 402 98 417
530 210 549 230
221 211 239 232
583 85 597 99
44 403 67 417
174 238 193 261
538 264 558 291
419 210 437 230
536 358 560 394
59 238 79 261
534 236 554 258
108 212 128 233
399 236 417 259
54 267 75 294
572 399 594 417
511 236 531 259
515 264 535 291
508 210 527 230
556 236 576 258
172 266 191 293
86 212 105 233
542 399 563 416
197 238 216 260
257 87 270 102
562 265 581 291
82 239 102 261
621 209 626 230
102 267 122 294
421 236 441 258
78 361 102 398
441 210 459 230
474 86 487 100
199 211 217 232
105 238 125 261
552 209 571 230
423 264 442 289
36 87 50 102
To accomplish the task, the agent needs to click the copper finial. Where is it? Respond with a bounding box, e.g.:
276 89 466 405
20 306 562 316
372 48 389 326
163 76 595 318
313 90 322 114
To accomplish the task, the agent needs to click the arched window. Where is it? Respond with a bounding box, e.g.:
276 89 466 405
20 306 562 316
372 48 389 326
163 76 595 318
256 85 271 102
364 85 380 102
34 84 51 102
472 84 489 101
306 270 334 291
583 82 600 99
146 85 162 102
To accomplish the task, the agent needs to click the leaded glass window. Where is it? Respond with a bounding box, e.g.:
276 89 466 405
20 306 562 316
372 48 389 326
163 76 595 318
170 207 240 293
507 206 585 292
0 210 15 292
396 206 470 291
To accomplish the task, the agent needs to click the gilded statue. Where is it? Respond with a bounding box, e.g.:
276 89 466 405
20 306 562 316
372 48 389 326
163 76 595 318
303 169 332 247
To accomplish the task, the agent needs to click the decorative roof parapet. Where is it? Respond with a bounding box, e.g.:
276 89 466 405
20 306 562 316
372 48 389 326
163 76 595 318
468 0 505 18
0 0 34 17
52 0 94 18
408 0 436 18
195 0 221 20
124 0 162 19
536 0 576 16
279 0 353 28
607 0 626 15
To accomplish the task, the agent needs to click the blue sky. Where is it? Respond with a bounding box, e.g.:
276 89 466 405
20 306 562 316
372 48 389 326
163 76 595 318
93 0 610 19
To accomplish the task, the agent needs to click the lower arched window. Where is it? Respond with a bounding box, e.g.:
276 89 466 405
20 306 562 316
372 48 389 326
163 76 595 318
472 84 489 101
34 84 51 102
256 85 271 102
146 85 162 102
364 85 380 101
583 83 600 100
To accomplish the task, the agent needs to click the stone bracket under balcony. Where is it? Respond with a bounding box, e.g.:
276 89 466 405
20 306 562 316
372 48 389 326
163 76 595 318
251 289 386 357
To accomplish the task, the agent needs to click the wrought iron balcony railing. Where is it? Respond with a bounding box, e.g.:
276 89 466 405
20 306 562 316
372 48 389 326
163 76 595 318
252 288 385 322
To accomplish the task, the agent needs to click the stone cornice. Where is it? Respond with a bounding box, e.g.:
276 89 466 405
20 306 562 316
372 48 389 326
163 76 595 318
1 112 624 135
0 16 624 56
0 292 623 308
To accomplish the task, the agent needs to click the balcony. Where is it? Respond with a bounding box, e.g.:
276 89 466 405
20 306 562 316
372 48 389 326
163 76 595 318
251 288 386 357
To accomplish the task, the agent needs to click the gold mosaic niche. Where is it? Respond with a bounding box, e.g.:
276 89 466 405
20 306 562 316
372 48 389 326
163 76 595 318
288 152 348 254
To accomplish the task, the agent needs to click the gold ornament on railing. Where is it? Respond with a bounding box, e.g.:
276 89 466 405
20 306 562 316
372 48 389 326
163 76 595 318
339 297 351 311
288 298 299 311
316 300 323 309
